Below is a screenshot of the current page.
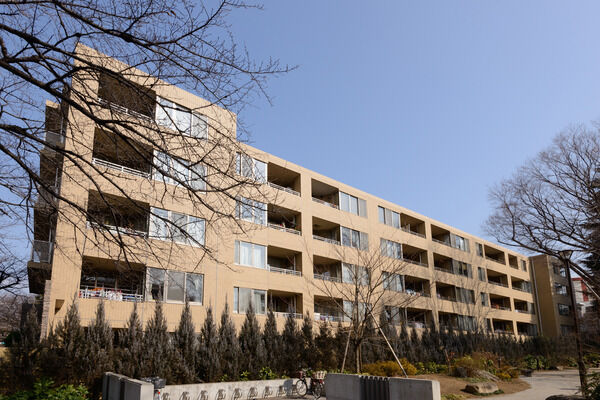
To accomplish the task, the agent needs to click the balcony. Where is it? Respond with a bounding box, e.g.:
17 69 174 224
492 319 515 335
431 225 451 247
97 72 156 120
400 214 426 238
511 277 532 293
312 216 340 245
43 103 66 149
517 322 538 336
314 296 344 322
78 256 145 303
86 191 149 237
30 240 53 264
92 129 153 179
404 276 431 297
311 179 339 209
433 253 453 274
508 254 519 270
403 244 428 268
484 245 506 265
406 308 432 328
514 300 535 314
268 290 303 318
267 205 301 235
267 163 301 196
487 270 510 288
313 255 342 283
267 245 302 276
490 294 512 311
436 283 457 302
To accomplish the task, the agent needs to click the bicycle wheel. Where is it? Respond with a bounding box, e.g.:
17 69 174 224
312 382 324 399
295 379 308 397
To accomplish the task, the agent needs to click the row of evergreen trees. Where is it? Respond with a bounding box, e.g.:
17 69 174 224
3 300 577 398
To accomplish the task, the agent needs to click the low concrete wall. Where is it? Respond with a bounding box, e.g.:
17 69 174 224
325 373 441 400
162 378 294 400
103 373 154 400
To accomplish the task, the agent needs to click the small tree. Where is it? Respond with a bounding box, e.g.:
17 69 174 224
281 313 300 375
238 303 265 378
262 310 281 373
117 304 144 379
300 313 317 369
82 301 114 397
8 305 40 388
174 302 197 383
198 306 220 382
315 322 336 371
218 303 240 380
142 303 175 381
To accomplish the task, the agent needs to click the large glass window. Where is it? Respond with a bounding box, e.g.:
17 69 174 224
149 208 205 246
383 272 404 292
234 240 267 269
236 197 267 225
342 263 369 286
236 153 266 183
478 267 486 282
233 287 266 314
558 303 571 316
341 227 368 250
146 268 203 304
378 206 400 229
451 234 470 252
380 238 402 260
156 97 208 139
340 192 367 217
453 261 472 278
153 150 206 190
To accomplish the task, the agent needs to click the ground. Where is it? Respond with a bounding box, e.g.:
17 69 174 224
412 373 530 399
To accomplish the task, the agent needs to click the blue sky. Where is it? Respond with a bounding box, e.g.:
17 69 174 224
227 1 600 243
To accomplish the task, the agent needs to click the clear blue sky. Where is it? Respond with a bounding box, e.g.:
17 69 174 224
227 1 600 241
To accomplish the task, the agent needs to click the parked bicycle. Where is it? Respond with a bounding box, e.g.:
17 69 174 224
295 369 325 399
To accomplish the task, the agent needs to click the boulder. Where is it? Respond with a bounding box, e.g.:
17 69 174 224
474 370 500 382
464 382 499 395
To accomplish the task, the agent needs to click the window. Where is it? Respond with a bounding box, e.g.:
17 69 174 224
234 287 266 314
476 243 484 257
558 303 571 316
453 261 472 278
236 153 266 183
342 300 369 322
457 315 476 331
451 234 469 252
342 263 369 286
153 151 206 190
149 208 205 246
521 260 527 271
234 240 267 269
553 264 567 277
146 268 203 304
236 197 267 225
478 267 486 282
384 306 404 324
481 292 489 306
456 287 475 304
378 206 400 229
555 283 568 296
156 97 208 138
341 227 368 250
380 238 402 259
340 192 367 217
383 272 404 292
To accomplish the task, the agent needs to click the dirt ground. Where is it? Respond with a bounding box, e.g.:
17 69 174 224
412 374 531 398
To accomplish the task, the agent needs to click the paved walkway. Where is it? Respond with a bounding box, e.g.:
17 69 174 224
494 370 582 399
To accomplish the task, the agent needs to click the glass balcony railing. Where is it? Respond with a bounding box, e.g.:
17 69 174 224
31 240 53 263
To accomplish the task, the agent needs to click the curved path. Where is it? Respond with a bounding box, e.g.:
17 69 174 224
494 370 581 399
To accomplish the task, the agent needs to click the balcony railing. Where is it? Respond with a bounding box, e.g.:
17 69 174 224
268 182 300 197
491 305 512 311
271 311 303 319
31 240 53 263
401 226 426 238
43 130 66 147
515 309 534 314
493 329 514 335
406 289 430 297
313 235 340 246
485 256 505 264
406 321 426 329
512 286 531 293
314 274 342 283
268 265 301 276
488 280 509 288
312 197 339 209
436 294 456 302
92 157 151 179
268 223 301 236
314 313 344 322
403 258 428 268
97 97 153 121
434 266 452 274
432 238 451 247
79 285 144 302
87 221 148 238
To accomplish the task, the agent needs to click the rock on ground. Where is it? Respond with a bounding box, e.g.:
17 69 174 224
465 381 500 395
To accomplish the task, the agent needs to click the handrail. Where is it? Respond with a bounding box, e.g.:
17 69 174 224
432 238 451 247
512 286 531 293
488 280 509 288
314 274 342 283
403 258 428 268
485 255 506 265
87 221 149 238
312 197 339 209
92 157 151 179
271 311 303 319
268 265 301 276
268 182 300 197
97 97 153 121
401 226 426 238
492 305 512 311
314 313 344 322
406 321 426 329
436 294 456 302
268 223 301 235
313 235 340 246
434 266 452 273
515 309 534 314
79 285 144 302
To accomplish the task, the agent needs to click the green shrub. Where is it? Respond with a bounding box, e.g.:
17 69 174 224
585 353 600 368
363 360 417 377
522 355 548 370
0 379 88 400
495 366 518 381
258 367 278 380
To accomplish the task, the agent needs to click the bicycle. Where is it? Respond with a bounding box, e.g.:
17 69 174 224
295 369 325 399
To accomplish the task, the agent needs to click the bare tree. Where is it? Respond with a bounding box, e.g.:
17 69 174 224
310 241 420 373
484 127 600 298
0 1 293 295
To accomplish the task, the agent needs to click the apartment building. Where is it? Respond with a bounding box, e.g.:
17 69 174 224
27 45 540 338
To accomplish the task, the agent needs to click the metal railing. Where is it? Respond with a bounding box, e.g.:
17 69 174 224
313 274 342 283
268 265 301 276
271 311 303 319
79 285 144 302
406 289 430 297
267 223 301 235
314 313 344 322
485 255 506 265
97 97 153 121
515 309 534 314
488 280 509 288
406 321 426 329
434 266 452 274
512 286 531 293
31 240 53 263
87 221 149 238
403 258 428 268
432 237 451 247
436 294 456 302
268 182 300 197
491 305 512 311
313 235 340 246
92 157 151 179
401 226 426 238
312 197 339 209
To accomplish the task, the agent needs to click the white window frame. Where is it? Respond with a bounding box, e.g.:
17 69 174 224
233 287 267 314
156 96 208 139
145 267 204 304
236 152 267 183
341 226 368 250
153 150 207 191
236 197 267 225
234 240 267 269
149 207 205 246
380 238 402 260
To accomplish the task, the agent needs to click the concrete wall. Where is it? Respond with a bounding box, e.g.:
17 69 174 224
162 379 294 400
102 373 154 400
325 373 440 400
